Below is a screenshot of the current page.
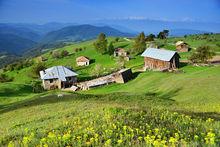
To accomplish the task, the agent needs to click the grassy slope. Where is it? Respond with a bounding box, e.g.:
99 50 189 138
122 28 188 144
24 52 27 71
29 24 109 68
0 34 220 109
85 65 220 112
1 34 220 145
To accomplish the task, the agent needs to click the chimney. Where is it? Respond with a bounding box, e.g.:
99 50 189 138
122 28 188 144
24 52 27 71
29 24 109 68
39 71 45 79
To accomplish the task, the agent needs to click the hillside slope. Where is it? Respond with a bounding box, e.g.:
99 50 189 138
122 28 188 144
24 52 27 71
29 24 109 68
40 25 133 44
1 34 220 146
0 34 37 55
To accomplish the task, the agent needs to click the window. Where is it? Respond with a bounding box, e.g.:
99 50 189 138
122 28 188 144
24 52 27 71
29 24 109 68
49 79 53 83
67 77 72 81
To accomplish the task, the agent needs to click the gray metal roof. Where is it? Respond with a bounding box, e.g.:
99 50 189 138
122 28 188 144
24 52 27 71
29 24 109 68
40 66 78 81
141 48 177 61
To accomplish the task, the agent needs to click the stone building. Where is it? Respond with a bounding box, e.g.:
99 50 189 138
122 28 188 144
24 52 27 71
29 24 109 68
40 66 78 90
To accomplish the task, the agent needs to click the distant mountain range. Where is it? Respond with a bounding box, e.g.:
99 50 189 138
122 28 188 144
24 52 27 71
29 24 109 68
88 19 220 34
40 24 132 44
0 23 132 56
0 20 219 67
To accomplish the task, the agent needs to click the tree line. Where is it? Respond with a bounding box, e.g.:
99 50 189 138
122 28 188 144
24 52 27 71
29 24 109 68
93 30 169 55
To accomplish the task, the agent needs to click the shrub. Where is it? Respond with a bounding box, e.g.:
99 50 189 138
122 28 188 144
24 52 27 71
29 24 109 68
117 56 126 68
92 64 103 77
32 63 46 78
74 48 79 52
31 80 44 93
0 73 13 83
3 59 34 72
61 50 69 57
52 51 61 59
115 37 120 42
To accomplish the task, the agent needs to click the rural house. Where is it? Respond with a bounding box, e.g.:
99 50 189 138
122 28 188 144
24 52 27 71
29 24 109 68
40 66 78 90
175 41 189 52
141 48 180 71
76 56 90 66
114 48 130 61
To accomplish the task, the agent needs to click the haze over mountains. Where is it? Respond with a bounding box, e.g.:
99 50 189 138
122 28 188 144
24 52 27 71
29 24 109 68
0 19 219 58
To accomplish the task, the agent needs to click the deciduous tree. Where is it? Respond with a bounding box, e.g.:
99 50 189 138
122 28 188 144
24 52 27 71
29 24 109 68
189 46 215 63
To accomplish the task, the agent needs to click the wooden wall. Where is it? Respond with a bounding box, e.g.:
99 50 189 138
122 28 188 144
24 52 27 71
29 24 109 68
144 54 179 70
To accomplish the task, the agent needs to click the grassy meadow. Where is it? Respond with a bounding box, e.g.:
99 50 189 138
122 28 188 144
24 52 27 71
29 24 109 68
0 34 220 146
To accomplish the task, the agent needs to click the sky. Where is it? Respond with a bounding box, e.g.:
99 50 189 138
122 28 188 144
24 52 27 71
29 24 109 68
0 0 220 24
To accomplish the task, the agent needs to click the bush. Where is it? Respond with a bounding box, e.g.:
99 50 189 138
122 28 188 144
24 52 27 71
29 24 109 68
52 51 61 59
92 64 103 77
61 50 69 57
32 63 46 78
4 59 34 72
74 48 79 52
115 37 120 42
0 73 13 83
31 80 44 93
189 46 215 63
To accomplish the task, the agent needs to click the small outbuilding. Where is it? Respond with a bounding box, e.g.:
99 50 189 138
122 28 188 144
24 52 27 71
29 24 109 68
76 56 90 66
175 41 189 52
37 56 47 62
40 66 78 90
114 48 130 61
141 48 180 71
114 48 128 57
113 68 133 83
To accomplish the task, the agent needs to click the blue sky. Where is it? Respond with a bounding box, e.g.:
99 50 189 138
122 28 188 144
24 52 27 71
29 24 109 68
0 0 220 23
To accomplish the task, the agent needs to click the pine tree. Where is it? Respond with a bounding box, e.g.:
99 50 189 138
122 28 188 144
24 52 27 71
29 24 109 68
108 42 115 55
133 32 146 54
93 33 108 54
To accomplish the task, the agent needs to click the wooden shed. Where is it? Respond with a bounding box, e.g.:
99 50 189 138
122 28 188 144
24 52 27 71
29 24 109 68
76 56 90 66
175 41 189 52
113 68 133 83
141 48 180 71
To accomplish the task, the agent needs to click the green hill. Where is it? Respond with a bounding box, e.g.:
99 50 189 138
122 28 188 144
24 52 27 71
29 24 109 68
40 25 133 44
0 34 220 146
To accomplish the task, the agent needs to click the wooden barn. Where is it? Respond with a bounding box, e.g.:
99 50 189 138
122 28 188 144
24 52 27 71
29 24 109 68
76 56 90 66
141 48 180 71
175 41 189 52
40 66 78 90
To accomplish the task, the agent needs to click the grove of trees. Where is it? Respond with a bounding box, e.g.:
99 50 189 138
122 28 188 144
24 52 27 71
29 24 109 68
157 30 169 39
189 46 215 63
